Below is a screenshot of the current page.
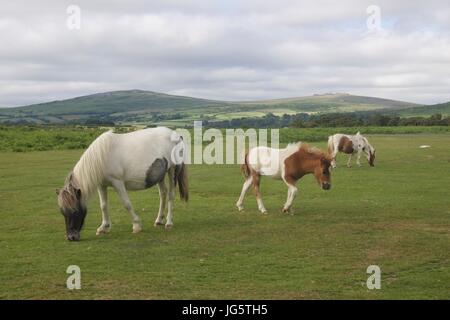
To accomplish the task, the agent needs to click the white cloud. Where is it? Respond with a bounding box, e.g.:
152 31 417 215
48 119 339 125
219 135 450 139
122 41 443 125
0 0 449 107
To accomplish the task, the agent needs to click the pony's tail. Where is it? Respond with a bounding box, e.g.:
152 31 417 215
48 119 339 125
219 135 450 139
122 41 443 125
175 163 189 202
241 152 251 179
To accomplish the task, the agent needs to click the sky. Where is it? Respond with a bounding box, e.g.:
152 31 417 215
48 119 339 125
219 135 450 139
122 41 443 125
0 0 449 107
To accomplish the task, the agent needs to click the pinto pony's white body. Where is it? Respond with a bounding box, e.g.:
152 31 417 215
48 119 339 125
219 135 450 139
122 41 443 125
245 143 302 178
327 132 375 168
59 127 188 240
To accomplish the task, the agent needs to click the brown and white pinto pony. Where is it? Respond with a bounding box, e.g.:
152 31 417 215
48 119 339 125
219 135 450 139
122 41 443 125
328 132 375 168
236 143 332 214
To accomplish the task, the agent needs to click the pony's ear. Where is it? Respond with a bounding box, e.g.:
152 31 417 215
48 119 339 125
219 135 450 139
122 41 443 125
55 188 60 196
356 131 361 135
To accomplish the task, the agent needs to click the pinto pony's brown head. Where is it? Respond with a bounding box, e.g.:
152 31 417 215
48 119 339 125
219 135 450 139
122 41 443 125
298 144 332 190
314 155 332 190
56 173 87 241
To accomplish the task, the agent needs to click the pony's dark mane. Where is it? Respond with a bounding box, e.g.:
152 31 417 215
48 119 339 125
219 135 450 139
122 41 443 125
57 172 80 211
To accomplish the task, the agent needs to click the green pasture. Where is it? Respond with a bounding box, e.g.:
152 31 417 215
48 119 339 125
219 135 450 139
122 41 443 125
1 125 449 152
0 134 449 299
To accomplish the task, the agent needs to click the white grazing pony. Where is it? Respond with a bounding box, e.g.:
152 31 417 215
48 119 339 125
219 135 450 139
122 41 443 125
327 131 375 168
57 127 188 241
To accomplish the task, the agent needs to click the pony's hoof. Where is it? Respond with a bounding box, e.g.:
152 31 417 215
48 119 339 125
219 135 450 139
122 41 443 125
154 220 165 227
96 229 109 235
281 208 290 214
165 224 173 230
132 224 142 233
259 209 268 214
96 225 110 235
237 205 244 212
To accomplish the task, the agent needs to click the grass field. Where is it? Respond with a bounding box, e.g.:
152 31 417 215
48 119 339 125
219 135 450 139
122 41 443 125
1 125 449 152
0 134 449 299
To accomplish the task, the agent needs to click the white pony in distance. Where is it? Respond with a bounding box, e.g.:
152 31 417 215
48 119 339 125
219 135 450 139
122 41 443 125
57 127 188 241
327 132 375 168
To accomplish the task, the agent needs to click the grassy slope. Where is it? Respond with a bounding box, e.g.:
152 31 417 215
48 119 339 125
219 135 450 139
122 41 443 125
394 101 450 117
0 90 227 116
240 93 417 110
0 134 449 299
0 91 420 124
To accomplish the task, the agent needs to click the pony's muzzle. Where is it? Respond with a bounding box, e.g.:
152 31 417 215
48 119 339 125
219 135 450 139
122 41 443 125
322 182 331 190
67 233 80 241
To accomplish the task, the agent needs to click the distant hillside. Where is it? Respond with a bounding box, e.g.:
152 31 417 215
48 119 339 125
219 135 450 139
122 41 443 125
0 90 421 125
0 90 226 115
393 101 450 116
239 93 417 113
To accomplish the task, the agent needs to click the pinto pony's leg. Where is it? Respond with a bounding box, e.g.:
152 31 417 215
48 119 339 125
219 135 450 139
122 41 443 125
96 185 111 235
331 153 338 168
154 180 167 226
331 157 336 168
329 150 339 168
356 150 362 167
253 173 267 214
282 181 298 213
328 136 338 168
111 179 142 233
236 176 253 211
347 154 353 167
237 152 254 211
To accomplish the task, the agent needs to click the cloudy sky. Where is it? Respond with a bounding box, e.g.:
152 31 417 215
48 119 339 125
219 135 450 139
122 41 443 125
1 0 449 107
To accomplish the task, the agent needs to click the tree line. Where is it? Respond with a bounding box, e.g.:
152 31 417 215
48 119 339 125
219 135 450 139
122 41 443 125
205 112 450 128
